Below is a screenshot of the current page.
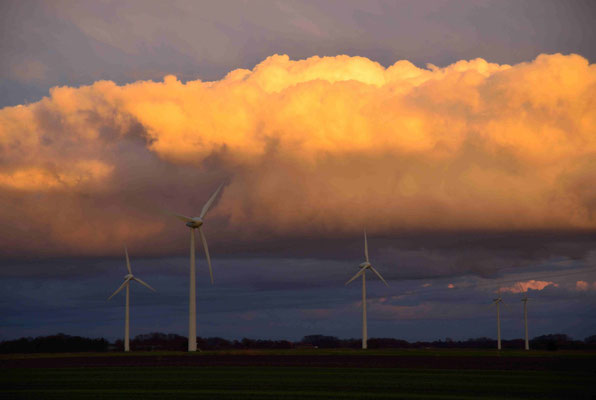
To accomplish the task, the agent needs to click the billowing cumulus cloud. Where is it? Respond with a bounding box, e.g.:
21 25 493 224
1 53 595 257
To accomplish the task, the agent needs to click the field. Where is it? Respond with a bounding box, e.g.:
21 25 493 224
2 349 595 399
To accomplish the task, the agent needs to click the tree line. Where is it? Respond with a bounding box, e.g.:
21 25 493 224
1 332 595 353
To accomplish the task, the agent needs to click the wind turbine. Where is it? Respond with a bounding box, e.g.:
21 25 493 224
170 184 222 352
107 247 156 352
492 288 504 350
521 290 530 351
345 231 389 349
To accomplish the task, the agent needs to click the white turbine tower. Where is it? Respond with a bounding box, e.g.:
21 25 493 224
521 290 530 351
108 247 156 352
492 288 504 350
171 184 222 352
345 231 389 350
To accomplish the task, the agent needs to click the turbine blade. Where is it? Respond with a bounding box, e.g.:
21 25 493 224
364 231 369 263
132 277 156 292
345 269 365 286
107 278 130 300
198 226 214 284
200 184 223 219
124 246 132 274
168 211 193 223
369 266 389 287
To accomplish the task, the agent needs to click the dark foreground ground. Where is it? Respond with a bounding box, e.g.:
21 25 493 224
2 349 595 399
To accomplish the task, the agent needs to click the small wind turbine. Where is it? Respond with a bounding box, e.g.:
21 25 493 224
492 288 504 350
108 247 156 352
170 184 223 352
521 288 530 351
345 231 389 349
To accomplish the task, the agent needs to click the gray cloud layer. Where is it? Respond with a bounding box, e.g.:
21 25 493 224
1 0 595 106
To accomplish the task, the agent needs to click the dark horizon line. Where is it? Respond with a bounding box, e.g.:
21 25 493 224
3 331 595 345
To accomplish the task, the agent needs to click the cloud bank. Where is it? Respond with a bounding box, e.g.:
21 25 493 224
1 53 595 257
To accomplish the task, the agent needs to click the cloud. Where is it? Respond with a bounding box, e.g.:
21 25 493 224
0 161 113 191
500 280 558 293
1 53 595 258
576 281 589 291
9 59 48 83
300 308 334 320
575 280 596 291
368 299 492 321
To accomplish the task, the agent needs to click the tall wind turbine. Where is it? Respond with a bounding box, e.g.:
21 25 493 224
521 290 530 351
171 184 223 352
108 247 156 352
345 231 389 349
492 288 504 350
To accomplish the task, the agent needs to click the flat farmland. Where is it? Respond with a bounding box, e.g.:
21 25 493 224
2 349 595 399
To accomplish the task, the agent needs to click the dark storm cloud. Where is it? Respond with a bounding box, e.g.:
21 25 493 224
1 254 594 341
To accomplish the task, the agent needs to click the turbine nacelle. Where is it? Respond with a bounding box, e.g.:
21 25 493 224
359 262 371 269
185 218 203 229
124 273 133 280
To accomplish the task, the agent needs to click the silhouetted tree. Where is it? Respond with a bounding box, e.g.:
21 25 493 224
584 334 596 344
301 335 341 348
368 338 410 348
130 333 187 351
3 331 592 353
530 334 583 350
0 333 109 353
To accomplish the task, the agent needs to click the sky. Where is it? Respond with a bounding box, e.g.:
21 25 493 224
1 0 595 343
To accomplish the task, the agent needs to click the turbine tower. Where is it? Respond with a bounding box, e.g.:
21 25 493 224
171 184 222 352
108 247 156 352
345 231 389 349
522 291 530 350
492 288 503 350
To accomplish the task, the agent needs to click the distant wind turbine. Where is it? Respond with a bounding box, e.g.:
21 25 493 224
521 290 530 351
492 288 504 350
170 184 223 352
107 247 155 352
345 231 389 349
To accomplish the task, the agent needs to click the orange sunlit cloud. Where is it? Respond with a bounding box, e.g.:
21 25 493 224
500 280 558 293
576 281 596 291
0 161 113 191
1 53 595 255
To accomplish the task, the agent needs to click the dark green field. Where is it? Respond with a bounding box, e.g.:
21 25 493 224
2 350 595 399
